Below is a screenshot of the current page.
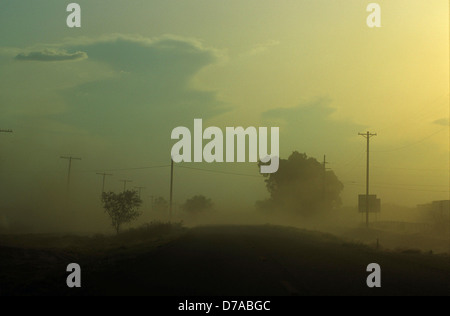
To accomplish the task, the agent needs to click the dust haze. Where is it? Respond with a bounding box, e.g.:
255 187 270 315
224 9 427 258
0 150 448 255
0 0 449 296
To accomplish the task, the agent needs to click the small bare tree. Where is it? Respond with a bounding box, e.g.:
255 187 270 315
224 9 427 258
102 190 142 234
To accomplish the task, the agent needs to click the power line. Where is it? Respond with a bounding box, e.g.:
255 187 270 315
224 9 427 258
339 164 450 176
373 128 446 153
97 172 113 194
60 156 81 197
333 149 365 167
119 179 132 192
358 131 377 228
325 162 448 172
175 165 262 178
343 182 448 193
369 164 449 172
80 164 170 173
343 181 449 188
333 149 366 179
367 182 449 188
376 93 449 133
134 186 145 198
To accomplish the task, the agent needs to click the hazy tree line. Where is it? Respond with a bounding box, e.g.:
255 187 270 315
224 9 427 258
101 151 345 234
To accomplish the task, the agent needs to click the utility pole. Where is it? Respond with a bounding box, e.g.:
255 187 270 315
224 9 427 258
169 158 174 223
134 186 145 198
358 131 377 228
150 195 154 211
97 172 113 194
60 156 81 196
119 179 132 192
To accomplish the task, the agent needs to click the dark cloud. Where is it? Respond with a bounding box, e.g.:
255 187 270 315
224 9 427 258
433 118 449 127
15 49 87 62
67 35 219 77
50 35 228 163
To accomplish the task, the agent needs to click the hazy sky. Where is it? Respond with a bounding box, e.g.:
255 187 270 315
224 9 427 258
0 0 448 230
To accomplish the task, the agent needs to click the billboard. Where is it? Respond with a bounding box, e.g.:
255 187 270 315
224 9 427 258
358 194 381 213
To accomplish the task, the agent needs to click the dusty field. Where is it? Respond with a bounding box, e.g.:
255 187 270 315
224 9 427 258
0 225 449 296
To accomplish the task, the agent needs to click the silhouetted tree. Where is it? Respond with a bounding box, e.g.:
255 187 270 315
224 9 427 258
182 195 213 215
258 151 344 216
102 190 142 234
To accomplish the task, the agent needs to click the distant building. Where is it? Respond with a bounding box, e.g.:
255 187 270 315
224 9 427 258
417 200 450 228
418 200 449 213
358 194 381 213
431 200 450 214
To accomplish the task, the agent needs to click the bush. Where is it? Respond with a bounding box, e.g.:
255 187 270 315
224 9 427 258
102 190 142 234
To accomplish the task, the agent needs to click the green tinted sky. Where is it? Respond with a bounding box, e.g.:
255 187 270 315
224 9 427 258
0 0 448 230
